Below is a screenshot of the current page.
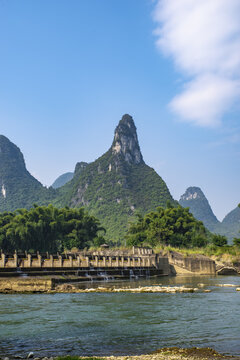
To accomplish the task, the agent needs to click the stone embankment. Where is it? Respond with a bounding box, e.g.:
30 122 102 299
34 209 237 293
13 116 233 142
0 278 54 293
167 251 216 275
215 261 240 275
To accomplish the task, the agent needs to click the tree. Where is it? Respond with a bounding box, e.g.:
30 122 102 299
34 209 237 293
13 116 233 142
126 205 208 248
211 234 227 247
0 205 105 252
233 237 240 247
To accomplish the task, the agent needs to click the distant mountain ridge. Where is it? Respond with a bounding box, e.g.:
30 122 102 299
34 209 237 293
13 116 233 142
220 206 240 240
51 162 90 189
51 172 74 189
179 186 240 241
179 187 220 231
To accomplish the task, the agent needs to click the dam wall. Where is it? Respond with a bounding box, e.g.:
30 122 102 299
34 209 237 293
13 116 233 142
0 249 165 270
0 247 217 280
168 251 216 275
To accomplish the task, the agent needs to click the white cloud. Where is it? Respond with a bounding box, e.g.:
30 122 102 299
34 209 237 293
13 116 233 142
153 0 240 127
170 74 240 127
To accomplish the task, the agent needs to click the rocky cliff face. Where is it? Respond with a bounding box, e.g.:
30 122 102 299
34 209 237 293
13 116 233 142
51 162 88 189
0 135 55 211
74 162 88 176
111 114 143 165
57 114 175 242
179 186 220 231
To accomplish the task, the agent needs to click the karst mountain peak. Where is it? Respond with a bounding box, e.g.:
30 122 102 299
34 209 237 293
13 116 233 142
111 114 144 165
55 113 175 241
0 134 56 210
0 134 26 172
179 186 220 232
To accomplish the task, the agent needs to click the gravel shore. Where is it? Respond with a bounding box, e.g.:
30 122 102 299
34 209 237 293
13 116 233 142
3 347 240 360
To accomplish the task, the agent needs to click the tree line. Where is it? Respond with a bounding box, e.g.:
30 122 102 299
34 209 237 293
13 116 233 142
0 204 105 253
126 202 228 248
1 202 238 253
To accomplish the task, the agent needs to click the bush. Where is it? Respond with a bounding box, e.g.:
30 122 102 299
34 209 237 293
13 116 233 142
233 237 240 247
211 234 228 247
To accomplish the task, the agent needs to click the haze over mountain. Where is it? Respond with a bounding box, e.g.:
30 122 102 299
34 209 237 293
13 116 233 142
51 172 74 189
0 135 55 212
179 186 240 241
220 206 240 241
179 187 220 232
56 114 176 241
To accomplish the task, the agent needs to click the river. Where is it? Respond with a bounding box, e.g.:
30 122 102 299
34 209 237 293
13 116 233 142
0 275 240 358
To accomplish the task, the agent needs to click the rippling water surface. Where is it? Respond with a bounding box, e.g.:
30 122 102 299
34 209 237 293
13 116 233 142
1 275 240 358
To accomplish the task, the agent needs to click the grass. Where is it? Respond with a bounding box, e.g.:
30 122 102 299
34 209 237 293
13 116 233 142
72 243 240 264
154 243 240 263
83 243 240 263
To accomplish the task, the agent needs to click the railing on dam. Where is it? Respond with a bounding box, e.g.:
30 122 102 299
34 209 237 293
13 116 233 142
0 247 169 272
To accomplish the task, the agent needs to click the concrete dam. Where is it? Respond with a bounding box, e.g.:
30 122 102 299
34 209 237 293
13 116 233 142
0 247 217 292
0 247 170 279
0 247 216 278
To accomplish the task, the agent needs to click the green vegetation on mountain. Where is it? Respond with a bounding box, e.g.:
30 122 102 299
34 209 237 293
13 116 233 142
180 187 240 242
218 205 240 241
2 118 240 246
179 187 220 231
0 205 105 252
55 115 175 242
0 135 56 211
51 172 74 189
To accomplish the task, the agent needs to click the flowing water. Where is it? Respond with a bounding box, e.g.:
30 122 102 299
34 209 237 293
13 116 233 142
1 275 240 358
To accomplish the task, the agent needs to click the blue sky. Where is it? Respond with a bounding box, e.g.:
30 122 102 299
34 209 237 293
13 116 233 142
0 0 240 220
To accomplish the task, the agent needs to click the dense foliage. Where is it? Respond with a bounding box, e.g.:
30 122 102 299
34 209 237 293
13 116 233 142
0 205 105 252
126 203 210 248
211 233 228 247
55 150 176 242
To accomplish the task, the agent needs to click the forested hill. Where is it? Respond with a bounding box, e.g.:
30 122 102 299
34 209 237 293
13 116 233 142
51 172 74 189
56 114 176 242
179 186 240 241
0 135 56 211
219 206 240 240
179 187 220 232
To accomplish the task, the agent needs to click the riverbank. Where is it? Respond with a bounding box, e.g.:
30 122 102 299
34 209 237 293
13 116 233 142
106 347 240 360
1 275 240 294
4 347 240 360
